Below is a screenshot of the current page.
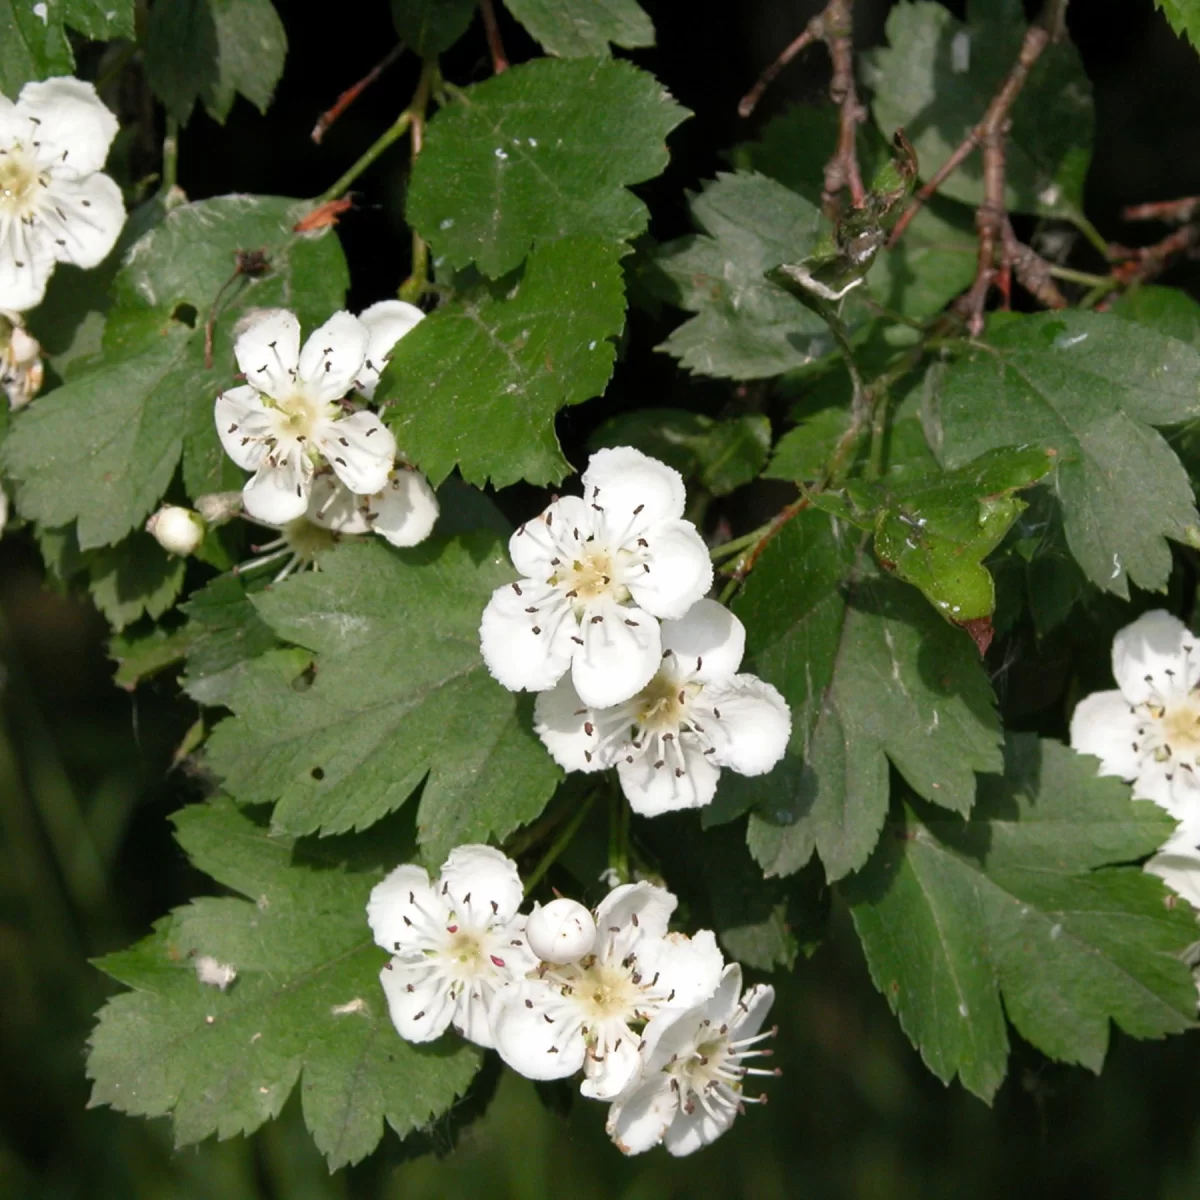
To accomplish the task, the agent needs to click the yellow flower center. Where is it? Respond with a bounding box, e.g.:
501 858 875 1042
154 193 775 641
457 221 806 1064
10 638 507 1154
575 960 642 1023
1158 700 1200 755
635 670 694 731
0 150 41 217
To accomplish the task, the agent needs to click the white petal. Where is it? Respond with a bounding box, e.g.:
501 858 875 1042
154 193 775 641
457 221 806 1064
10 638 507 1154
1147 851 1200 910
18 77 118 175
480 583 575 693
572 598 662 709
1112 610 1195 705
215 384 275 470
663 1104 733 1157
626 521 713 620
508 495 590 579
306 473 371 534
619 743 721 817
439 844 524 923
43 172 124 268
660 598 745 682
0 215 55 311
1068 689 1142 781
372 469 439 547
582 446 686 533
316 409 396 496
242 453 312 524
638 929 724 1014
355 299 425 399
733 982 776 1040
454 987 498 1049
379 960 455 1042
1133 763 1182 817
606 1075 677 1156
595 881 677 943
704 676 792 776
490 979 586 1080
581 1032 643 1100
234 309 302 399
367 864 441 951
297 311 370 402
534 675 606 773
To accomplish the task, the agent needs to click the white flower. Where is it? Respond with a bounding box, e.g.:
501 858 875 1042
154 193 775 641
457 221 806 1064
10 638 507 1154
367 844 537 1049
526 898 597 964
0 77 125 312
145 504 205 556
490 881 724 1100
606 963 776 1157
306 465 439 548
534 599 791 817
1 313 43 408
214 309 397 525
480 447 714 710
1070 609 1200 908
354 298 424 400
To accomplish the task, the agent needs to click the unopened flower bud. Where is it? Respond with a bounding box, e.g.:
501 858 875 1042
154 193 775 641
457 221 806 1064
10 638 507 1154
1 314 44 410
526 898 596 964
194 490 244 526
146 505 205 556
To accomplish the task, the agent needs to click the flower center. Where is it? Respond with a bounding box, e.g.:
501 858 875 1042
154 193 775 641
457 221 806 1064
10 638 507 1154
1159 701 1200 754
273 392 325 441
635 670 693 731
552 549 629 607
573 960 642 1024
446 929 489 976
0 150 41 217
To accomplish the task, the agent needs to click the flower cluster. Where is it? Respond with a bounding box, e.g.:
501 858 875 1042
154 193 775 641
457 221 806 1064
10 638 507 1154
480 448 791 816
368 845 778 1157
1071 609 1200 911
212 301 438 551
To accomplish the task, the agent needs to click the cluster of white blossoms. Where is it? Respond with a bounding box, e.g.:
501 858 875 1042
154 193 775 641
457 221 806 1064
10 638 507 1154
209 301 438 561
480 447 792 816
1071 609 1200 912
368 845 778 1157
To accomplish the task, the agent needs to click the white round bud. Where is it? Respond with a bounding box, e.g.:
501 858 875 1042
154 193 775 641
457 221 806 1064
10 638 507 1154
146 505 205 556
525 898 596 964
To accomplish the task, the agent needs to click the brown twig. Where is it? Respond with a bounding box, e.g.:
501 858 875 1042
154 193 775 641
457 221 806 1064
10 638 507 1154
889 0 1070 248
739 0 865 215
480 0 509 73
1109 225 1200 286
1122 196 1200 224
311 43 405 144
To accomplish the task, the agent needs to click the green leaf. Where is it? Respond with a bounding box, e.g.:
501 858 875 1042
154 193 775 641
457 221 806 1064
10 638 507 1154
88 533 187 632
407 57 688 277
378 236 625 489
927 310 1200 595
0 0 134 95
2 196 348 550
652 172 833 380
144 0 288 125
503 0 654 57
1111 285 1200 344
110 625 193 690
1156 1 1200 49
727 509 1002 881
842 736 1197 1103
587 408 771 496
863 0 1094 223
764 406 851 482
390 0 476 54
205 537 561 862
87 798 482 1169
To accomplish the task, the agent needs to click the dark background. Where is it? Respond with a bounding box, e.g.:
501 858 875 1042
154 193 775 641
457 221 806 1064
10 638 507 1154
5 1 1200 1195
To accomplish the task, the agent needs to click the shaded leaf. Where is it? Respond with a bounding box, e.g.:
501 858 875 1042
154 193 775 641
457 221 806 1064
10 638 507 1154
504 0 654 57
0 0 134 95
390 0 475 54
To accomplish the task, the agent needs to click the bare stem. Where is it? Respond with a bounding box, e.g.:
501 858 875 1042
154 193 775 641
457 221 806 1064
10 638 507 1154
480 0 509 73
312 42 405 144
524 789 601 892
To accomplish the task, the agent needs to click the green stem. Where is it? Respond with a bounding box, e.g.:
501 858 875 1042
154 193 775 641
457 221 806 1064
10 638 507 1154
1046 263 1117 290
317 110 413 205
823 304 867 421
710 525 771 561
1071 210 1110 260
524 788 601 892
95 40 136 94
158 115 179 198
607 788 631 884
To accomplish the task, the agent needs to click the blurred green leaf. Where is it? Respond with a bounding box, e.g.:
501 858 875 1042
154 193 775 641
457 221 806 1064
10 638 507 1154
110 625 194 690
652 171 833 380
863 0 1093 223
843 735 1197 1103
588 407 771 495
928 311 1200 596
1112 285 1200 344
408 58 688 277
144 0 287 125
87 798 482 1169
1156 0 1200 49
390 0 475 54
504 0 654 56
379 237 625 489
0 0 133 95
205 537 561 862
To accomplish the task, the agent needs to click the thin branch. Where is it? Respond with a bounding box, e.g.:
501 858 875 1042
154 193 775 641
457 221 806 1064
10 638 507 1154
311 42 405 144
480 0 509 74
1123 196 1200 224
738 26 819 119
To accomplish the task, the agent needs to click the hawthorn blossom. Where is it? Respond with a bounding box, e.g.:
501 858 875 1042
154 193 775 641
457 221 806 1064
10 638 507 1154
145 504 205 556
1070 609 1200 908
606 963 777 1157
353 298 424 399
490 882 724 1100
367 844 537 1049
1 313 42 409
480 447 713 710
215 309 397 524
306 466 439 548
535 599 791 816
526 897 597 964
0 77 126 312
